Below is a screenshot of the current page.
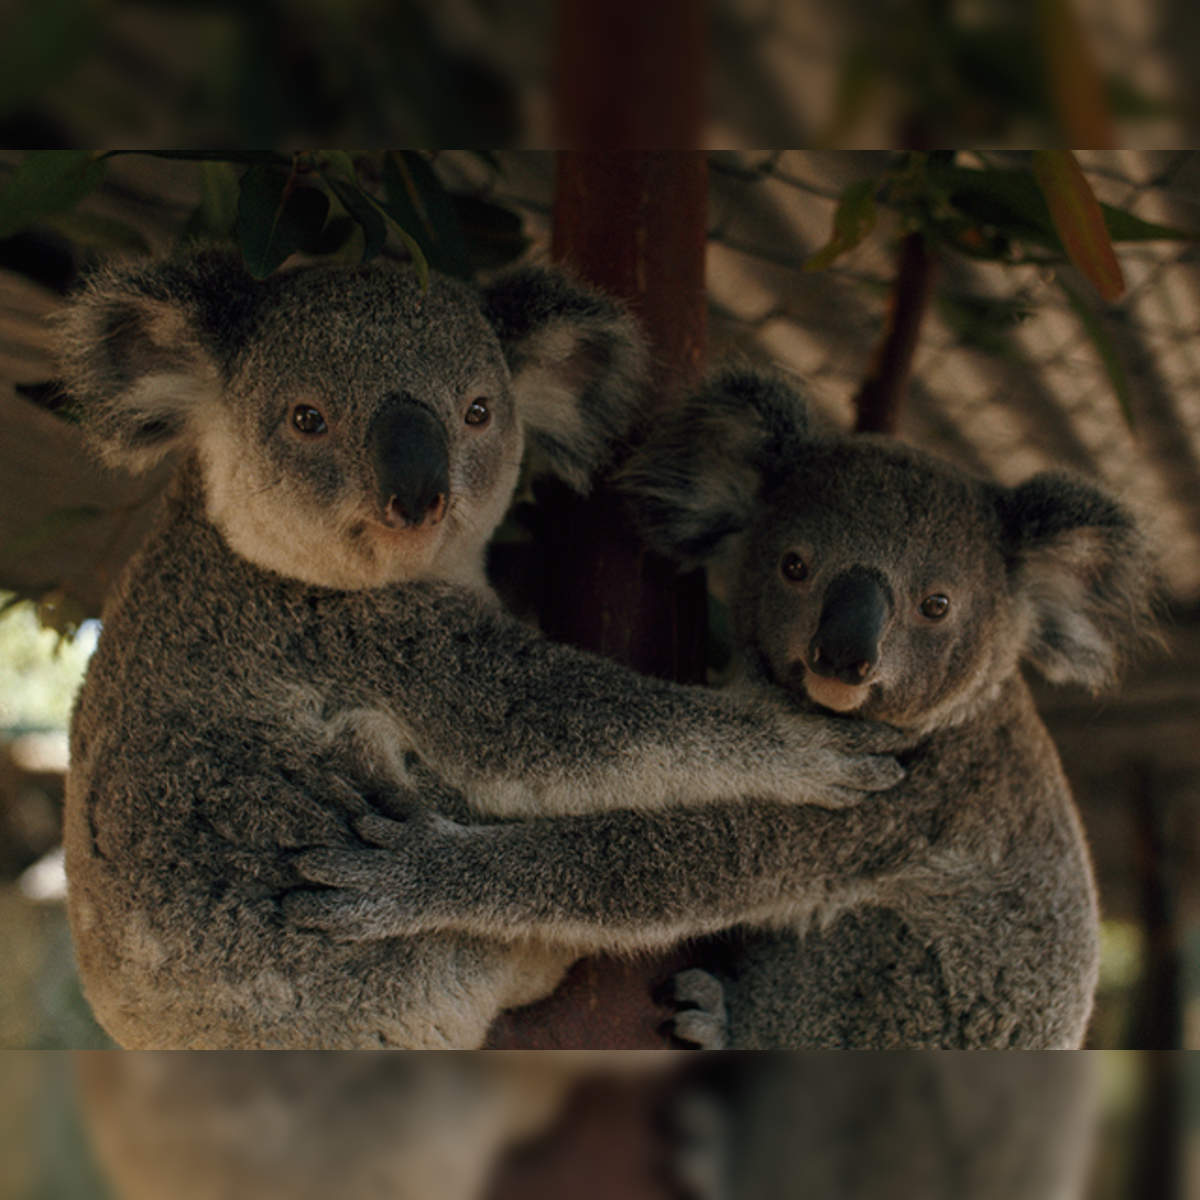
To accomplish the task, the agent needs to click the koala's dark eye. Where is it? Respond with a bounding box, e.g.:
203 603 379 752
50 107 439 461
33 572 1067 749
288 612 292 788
464 398 491 427
920 593 951 620
780 553 809 582
292 405 328 437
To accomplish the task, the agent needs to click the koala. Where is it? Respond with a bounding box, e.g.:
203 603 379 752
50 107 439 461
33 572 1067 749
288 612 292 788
60 257 900 1049
290 367 1156 1049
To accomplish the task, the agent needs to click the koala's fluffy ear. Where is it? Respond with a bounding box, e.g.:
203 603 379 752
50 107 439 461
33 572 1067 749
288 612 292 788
57 254 254 472
998 472 1160 690
619 367 813 567
480 267 649 491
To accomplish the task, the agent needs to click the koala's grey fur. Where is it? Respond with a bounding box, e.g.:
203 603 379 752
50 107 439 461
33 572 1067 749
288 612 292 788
61 258 899 1049
294 368 1157 1049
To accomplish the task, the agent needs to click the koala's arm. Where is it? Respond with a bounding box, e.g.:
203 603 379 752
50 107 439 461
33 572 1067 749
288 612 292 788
363 586 902 819
286 793 929 951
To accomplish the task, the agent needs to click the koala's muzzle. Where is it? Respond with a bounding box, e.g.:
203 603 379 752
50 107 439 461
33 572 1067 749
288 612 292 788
808 566 892 685
368 396 450 528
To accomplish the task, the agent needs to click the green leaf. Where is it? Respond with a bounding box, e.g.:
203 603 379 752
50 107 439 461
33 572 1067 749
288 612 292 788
926 165 1061 251
235 166 331 279
926 163 1197 264
1100 205 1200 244
381 151 472 278
804 178 878 271
1058 273 1135 429
1032 151 1124 301
319 171 388 263
317 153 429 284
0 151 107 239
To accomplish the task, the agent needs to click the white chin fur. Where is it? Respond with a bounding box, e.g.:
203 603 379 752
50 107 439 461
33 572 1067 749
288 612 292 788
803 674 871 714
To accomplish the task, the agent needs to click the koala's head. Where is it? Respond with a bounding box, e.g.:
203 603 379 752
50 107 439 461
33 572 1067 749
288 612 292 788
59 253 646 590
624 369 1157 732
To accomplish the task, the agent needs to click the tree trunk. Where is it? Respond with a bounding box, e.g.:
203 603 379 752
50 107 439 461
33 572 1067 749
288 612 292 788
484 152 711 1053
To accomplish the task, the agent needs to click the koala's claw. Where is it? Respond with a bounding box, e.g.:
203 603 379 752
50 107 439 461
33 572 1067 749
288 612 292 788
666 968 728 1050
355 810 472 849
292 846 393 888
847 752 906 792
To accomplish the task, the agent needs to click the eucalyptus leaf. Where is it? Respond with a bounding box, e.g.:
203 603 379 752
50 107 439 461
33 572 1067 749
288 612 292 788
926 163 1199 258
321 167 430 287
926 165 1061 250
1100 206 1200 244
319 172 388 264
381 152 472 278
804 178 877 272
236 166 330 279
1032 151 1124 301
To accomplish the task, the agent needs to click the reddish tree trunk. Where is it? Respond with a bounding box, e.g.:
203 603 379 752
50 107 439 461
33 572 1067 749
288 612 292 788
485 14 711 1199
484 152 711 1054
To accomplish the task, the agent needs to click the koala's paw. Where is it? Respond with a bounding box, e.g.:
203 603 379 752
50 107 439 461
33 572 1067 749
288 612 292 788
794 716 906 806
354 809 471 850
664 968 728 1050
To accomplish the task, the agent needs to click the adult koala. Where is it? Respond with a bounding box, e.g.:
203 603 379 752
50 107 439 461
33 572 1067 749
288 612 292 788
294 368 1156 1049
60 257 898 1049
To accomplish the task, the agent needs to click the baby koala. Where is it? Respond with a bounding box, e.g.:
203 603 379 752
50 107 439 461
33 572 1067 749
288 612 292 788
294 368 1156 1048
60 257 898 1049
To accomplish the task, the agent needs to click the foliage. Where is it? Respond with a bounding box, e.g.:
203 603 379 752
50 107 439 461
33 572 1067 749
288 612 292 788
823 0 1169 146
804 150 1199 424
0 149 527 283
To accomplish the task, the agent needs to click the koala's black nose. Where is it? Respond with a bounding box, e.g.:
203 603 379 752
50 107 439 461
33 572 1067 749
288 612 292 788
808 566 892 685
368 395 450 528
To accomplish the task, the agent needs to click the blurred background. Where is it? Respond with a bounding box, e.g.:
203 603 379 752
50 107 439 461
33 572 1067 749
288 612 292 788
0 0 1197 147
0 1051 1197 1200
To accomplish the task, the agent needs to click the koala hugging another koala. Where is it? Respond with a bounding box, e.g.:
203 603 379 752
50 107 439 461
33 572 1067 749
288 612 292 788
59 254 902 1049
295 368 1158 1050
